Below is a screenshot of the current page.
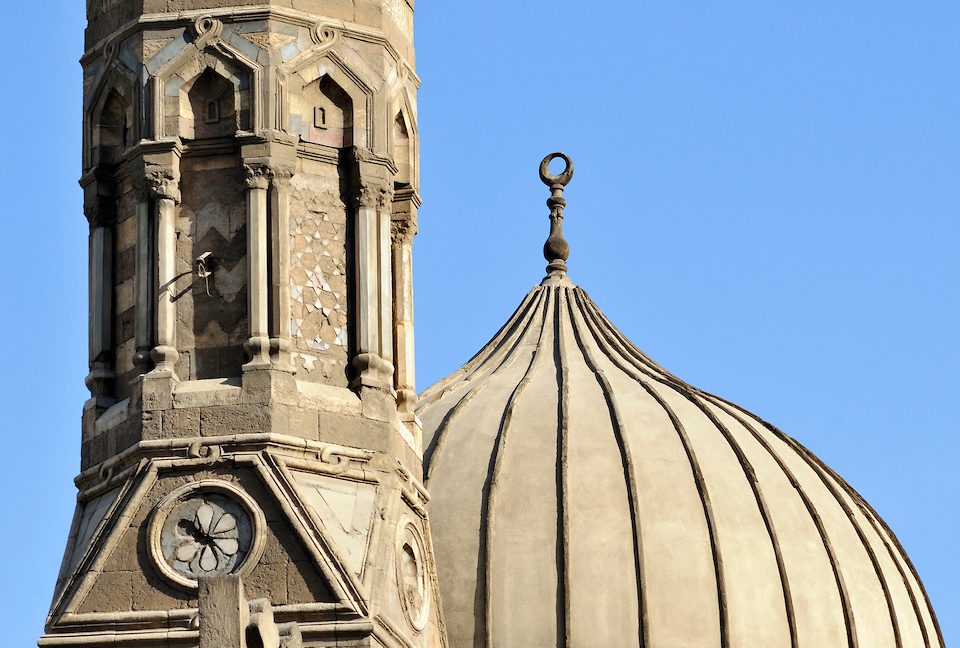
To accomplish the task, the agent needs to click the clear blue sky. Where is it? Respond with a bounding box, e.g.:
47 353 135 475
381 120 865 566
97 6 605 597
2 2 957 645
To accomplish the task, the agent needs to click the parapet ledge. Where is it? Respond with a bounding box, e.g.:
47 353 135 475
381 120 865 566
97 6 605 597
93 397 131 436
295 380 362 416
172 377 243 408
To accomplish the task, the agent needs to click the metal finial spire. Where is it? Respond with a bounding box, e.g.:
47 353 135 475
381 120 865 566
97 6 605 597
539 152 574 276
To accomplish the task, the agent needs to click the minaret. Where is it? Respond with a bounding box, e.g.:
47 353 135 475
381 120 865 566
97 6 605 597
44 2 444 646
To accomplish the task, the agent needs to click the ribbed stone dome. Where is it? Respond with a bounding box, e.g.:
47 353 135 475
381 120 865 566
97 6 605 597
418 270 944 648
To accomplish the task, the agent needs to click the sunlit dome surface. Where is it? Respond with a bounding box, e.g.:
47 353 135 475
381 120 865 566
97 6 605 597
417 154 944 648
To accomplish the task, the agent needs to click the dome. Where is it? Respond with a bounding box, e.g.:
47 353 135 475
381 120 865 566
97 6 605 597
417 154 944 647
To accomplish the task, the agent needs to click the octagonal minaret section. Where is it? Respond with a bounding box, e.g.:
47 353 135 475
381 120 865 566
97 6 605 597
46 2 443 647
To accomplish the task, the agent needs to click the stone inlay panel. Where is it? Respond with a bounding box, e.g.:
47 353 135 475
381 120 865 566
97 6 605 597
288 173 350 386
177 156 248 380
293 471 376 576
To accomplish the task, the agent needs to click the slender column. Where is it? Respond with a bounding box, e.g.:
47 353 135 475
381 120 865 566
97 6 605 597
132 192 153 373
391 218 417 419
378 195 394 368
351 169 395 389
84 201 116 406
244 164 271 369
147 171 180 375
269 167 295 371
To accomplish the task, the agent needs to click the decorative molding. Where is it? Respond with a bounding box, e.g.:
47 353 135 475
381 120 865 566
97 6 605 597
80 8 421 89
311 23 340 46
395 518 430 632
84 199 117 228
396 465 429 518
189 16 224 42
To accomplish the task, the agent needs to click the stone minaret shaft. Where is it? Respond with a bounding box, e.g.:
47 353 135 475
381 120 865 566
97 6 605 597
44 2 444 647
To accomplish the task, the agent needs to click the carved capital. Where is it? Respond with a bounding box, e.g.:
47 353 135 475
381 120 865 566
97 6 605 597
146 169 180 202
244 164 271 191
269 165 295 187
390 218 417 246
354 179 394 210
84 199 116 227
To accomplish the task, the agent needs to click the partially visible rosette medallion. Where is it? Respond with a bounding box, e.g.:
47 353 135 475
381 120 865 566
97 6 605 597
148 480 266 589
396 519 430 631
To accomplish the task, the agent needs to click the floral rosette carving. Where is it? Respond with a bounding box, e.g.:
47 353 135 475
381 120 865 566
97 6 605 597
173 502 241 574
149 481 265 589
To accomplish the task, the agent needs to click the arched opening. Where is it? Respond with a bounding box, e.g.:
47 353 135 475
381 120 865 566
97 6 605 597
186 68 236 140
299 75 353 148
393 112 412 189
245 627 265 648
95 90 128 165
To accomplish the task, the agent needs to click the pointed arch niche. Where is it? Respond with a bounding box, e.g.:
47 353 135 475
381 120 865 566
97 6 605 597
83 71 140 403
166 61 251 140
95 90 130 165
293 75 354 148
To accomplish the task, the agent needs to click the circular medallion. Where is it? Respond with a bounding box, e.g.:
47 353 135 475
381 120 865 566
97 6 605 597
148 480 265 589
396 519 430 631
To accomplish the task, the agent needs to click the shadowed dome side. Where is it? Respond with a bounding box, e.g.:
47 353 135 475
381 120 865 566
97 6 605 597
416 154 944 648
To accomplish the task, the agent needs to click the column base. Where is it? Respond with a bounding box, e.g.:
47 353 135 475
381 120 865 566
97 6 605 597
351 353 395 391
242 366 298 405
138 369 179 412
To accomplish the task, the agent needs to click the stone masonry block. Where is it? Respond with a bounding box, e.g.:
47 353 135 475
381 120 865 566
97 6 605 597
162 407 201 439
200 404 270 437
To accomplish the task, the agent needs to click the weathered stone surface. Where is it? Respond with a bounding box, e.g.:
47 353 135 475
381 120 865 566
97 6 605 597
162 407 201 438
77 571 133 613
199 575 246 648
53 2 445 647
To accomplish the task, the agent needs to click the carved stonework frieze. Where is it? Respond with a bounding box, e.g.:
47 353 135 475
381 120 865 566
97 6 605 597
148 480 265 590
269 164 296 185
